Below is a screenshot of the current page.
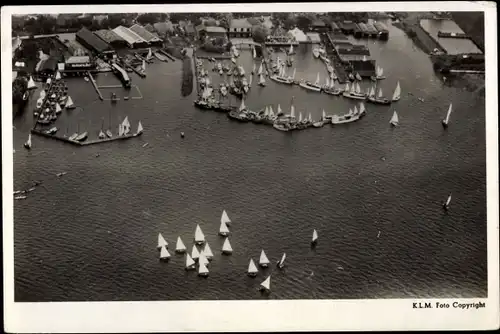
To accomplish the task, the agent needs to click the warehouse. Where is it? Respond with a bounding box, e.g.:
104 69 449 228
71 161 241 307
112 26 149 48
75 27 114 56
129 24 163 46
36 57 58 77
61 55 97 76
373 21 389 40
94 29 129 48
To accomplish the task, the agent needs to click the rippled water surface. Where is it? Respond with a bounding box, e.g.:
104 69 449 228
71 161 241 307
13 21 487 301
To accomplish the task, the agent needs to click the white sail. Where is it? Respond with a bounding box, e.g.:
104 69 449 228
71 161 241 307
325 77 330 87
219 220 230 235
259 250 270 266
392 81 401 101
379 67 384 77
350 83 356 94
157 233 168 249
370 87 375 97
191 245 200 260
290 103 295 118
258 63 263 75
40 89 46 99
252 63 256 73
186 254 195 268
118 124 124 136
260 276 271 291
65 96 74 108
308 112 313 122
203 243 214 260
248 74 253 86
222 238 233 253
355 83 361 94
363 55 367 62
248 259 258 274
160 246 171 259
25 133 32 149
378 88 383 98
147 48 152 60
345 83 350 92
277 104 282 115
269 105 275 117
175 236 186 252
322 109 326 119
239 99 246 112
298 112 303 122
198 261 209 275
136 121 143 135
314 72 320 86
348 108 353 116
353 105 358 115
194 224 205 244
289 44 294 54
444 103 452 124
360 102 366 113
27 76 36 89
55 71 61 80
55 103 62 113
259 74 266 84
292 68 296 80
46 77 51 84
253 46 257 59
312 229 318 243
278 253 286 266
199 252 209 266
390 111 399 125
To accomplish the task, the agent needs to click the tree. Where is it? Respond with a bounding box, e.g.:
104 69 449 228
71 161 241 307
252 25 269 44
204 18 217 27
283 16 297 30
296 15 312 31
137 13 161 25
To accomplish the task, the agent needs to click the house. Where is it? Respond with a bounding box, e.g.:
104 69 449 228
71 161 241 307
311 19 329 32
196 25 227 41
129 24 163 46
94 29 128 48
76 27 114 56
228 18 253 38
64 55 96 74
112 25 149 48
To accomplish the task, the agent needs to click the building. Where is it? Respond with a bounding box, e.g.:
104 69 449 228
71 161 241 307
196 25 228 40
288 27 308 43
76 27 114 56
330 21 342 33
228 18 253 38
311 19 329 33
339 21 357 34
36 57 58 77
353 23 363 38
62 55 96 76
94 29 128 48
129 24 163 46
112 26 149 48
144 24 155 33
306 32 322 44
373 21 389 40
357 23 368 38
364 23 379 38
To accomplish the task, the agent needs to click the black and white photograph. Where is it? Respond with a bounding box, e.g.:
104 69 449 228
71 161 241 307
2 2 498 332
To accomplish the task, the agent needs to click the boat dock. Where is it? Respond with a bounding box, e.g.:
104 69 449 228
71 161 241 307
87 71 104 100
323 33 349 84
159 49 176 62
31 129 138 146
134 52 154 64
129 63 146 78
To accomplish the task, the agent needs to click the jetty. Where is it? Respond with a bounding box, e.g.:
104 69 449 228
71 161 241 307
31 128 138 146
87 72 104 100
159 49 176 62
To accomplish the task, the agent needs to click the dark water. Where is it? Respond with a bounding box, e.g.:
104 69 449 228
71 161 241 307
13 21 487 301
419 19 482 55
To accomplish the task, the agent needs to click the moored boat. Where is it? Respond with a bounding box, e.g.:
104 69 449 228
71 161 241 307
259 276 271 293
24 133 32 150
157 233 168 249
221 237 233 255
392 81 401 102
442 103 452 128
276 253 286 269
259 250 270 268
343 82 366 100
175 236 186 253
299 72 322 92
367 87 391 105
248 259 259 277
390 110 399 126
194 224 205 245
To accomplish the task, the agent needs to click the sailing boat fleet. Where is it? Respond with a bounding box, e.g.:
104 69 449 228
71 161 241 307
155 209 322 293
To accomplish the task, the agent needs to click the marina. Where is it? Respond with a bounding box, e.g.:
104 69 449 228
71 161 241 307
11 11 487 303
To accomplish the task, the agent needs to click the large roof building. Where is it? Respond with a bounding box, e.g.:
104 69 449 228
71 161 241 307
129 24 163 45
94 29 128 47
112 26 149 48
76 27 113 54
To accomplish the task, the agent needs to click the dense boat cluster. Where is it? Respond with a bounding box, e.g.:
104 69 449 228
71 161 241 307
157 210 319 293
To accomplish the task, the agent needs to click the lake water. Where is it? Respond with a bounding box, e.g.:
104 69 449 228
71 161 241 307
13 20 487 301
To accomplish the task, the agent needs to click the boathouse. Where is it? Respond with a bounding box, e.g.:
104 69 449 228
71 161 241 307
353 23 363 39
228 18 253 38
311 19 329 33
129 24 163 46
62 55 97 76
112 26 149 48
330 21 342 33
76 27 114 56
306 32 322 44
339 21 357 34
36 57 58 77
364 23 379 38
94 29 128 48
373 21 389 40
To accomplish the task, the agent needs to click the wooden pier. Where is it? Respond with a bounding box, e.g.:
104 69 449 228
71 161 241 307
31 129 138 146
87 71 104 100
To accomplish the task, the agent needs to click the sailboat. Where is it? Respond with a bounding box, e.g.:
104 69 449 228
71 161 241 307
198 260 209 277
251 63 256 75
75 129 88 142
55 71 61 80
185 254 196 270
175 236 186 253
122 116 131 135
270 65 293 84
343 81 366 100
191 245 200 261
239 98 247 112
221 209 231 226
367 87 391 105
69 122 79 141
252 45 257 59
259 250 270 267
390 111 399 127
55 103 62 114
288 68 297 82
248 74 253 87
194 224 205 245
27 76 36 90
65 96 75 109
248 259 259 277
222 237 233 254
392 81 401 102
98 127 106 139
443 193 452 210
258 73 266 87
355 72 362 81
276 104 283 117
203 243 214 260
159 246 171 261
146 48 152 60
219 220 230 236
24 133 32 150
259 276 271 293
375 66 386 80
277 253 286 269
257 63 263 76
442 103 452 128
288 44 295 55
299 72 322 92
312 229 318 244
136 121 143 136
199 252 209 267
157 233 168 249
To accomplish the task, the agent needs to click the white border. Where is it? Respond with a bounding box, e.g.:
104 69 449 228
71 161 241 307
2 2 498 332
